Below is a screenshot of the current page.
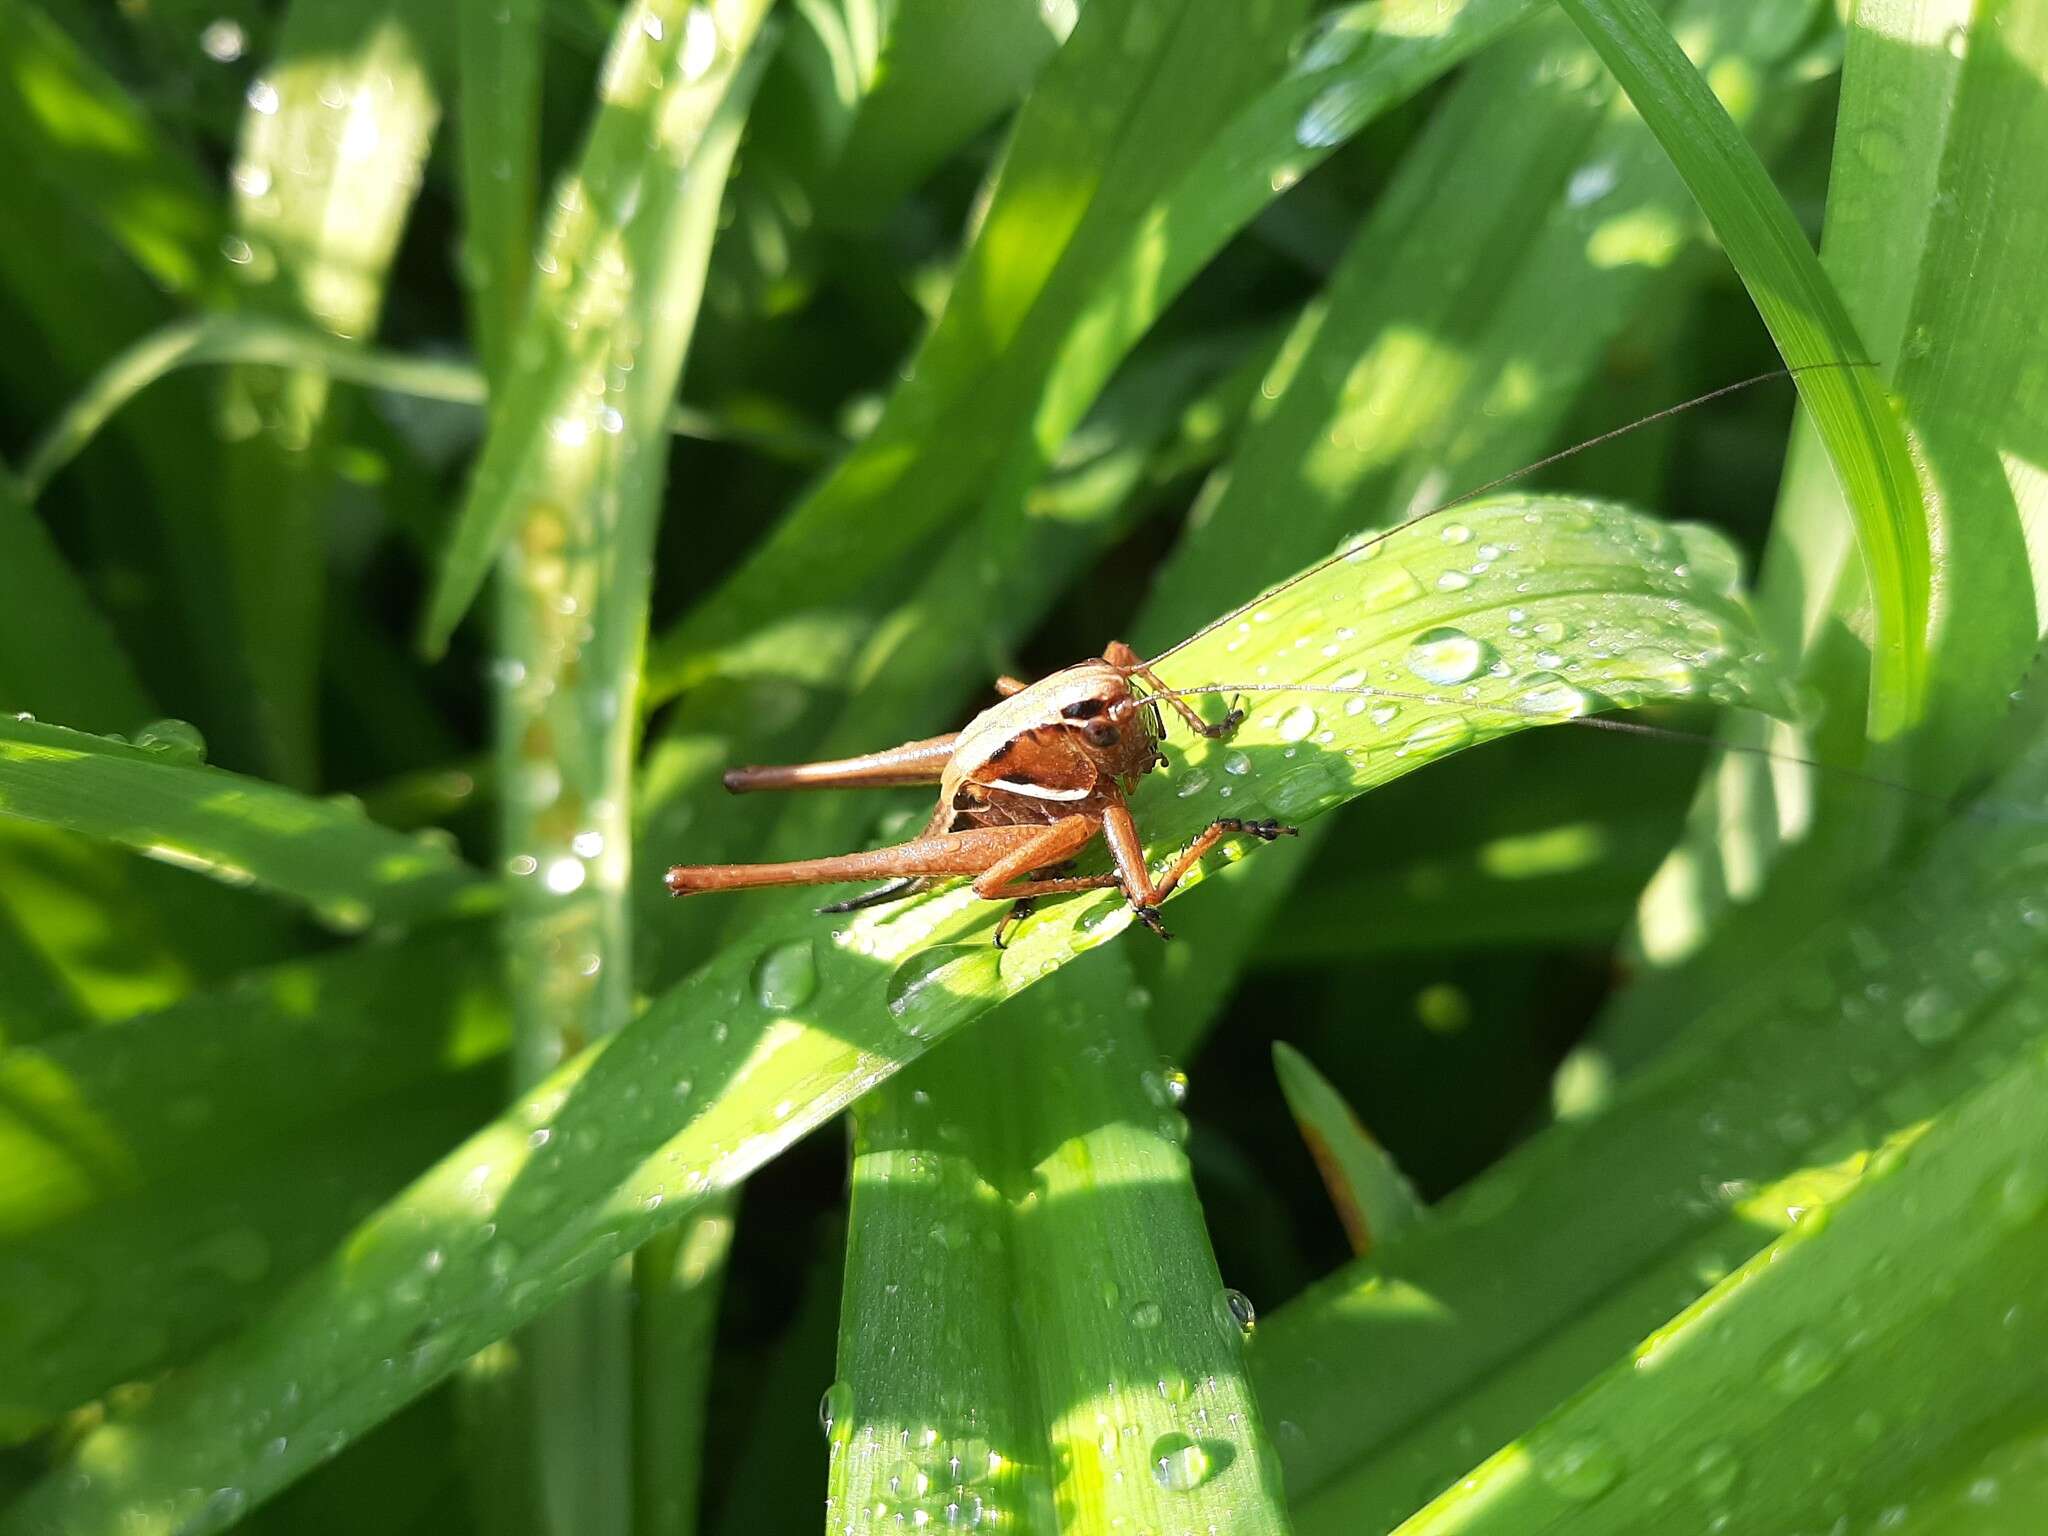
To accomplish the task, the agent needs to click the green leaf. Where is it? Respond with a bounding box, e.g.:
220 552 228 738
1607 0 2048 1064
1555 0 1930 737
0 926 504 1436
1248 708 2048 1530
1388 1035 2048 1536
830 952 1291 1534
211 0 447 783
457 0 543 380
0 469 151 734
1273 1041 1427 1258
422 0 779 652
0 496 1781 1532
0 717 491 927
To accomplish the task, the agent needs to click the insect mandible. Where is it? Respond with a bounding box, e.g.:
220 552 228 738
662 641 1296 942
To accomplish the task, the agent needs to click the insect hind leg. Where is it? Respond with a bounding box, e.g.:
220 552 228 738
816 877 928 914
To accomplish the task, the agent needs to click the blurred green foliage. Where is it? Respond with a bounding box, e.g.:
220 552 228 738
1 1 2044 1534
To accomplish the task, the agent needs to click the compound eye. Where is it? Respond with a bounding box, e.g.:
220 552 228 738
1083 718 1121 749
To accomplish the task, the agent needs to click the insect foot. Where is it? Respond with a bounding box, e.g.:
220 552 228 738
1190 697 1248 740
1132 904 1174 941
1216 818 1298 841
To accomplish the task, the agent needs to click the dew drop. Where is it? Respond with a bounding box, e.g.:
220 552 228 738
1435 569 1474 592
1539 1436 1623 1501
1997 1162 2048 1227
1406 628 1491 685
1175 768 1212 799
1403 717 1475 755
1150 1432 1216 1492
133 718 208 766
885 945 1001 1039
1768 1332 1839 1396
1692 1442 1742 1501
751 939 818 1012
1276 704 1319 742
1902 985 1960 1046
1222 750 1251 776
819 1380 854 1448
1295 77 1369 147
1360 563 1426 612
1128 1300 1163 1329
1222 1288 1257 1334
1515 673 1591 718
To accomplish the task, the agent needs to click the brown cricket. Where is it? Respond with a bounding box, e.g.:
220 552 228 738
662 641 1296 941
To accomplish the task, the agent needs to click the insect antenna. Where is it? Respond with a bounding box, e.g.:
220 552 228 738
1145 680 2043 824
1141 360 1879 672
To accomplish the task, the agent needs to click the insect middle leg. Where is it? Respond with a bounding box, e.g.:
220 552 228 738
1098 799 1295 938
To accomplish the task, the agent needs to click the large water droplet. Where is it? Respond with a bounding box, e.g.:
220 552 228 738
1361 563 1426 612
133 718 208 766
1150 1432 1216 1492
1403 717 1476 755
1296 77 1369 148
1222 1288 1256 1335
1128 1299 1163 1329
1539 1436 1623 1501
1692 1442 1742 1501
819 1381 854 1448
886 945 1002 1040
1515 673 1592 718
1406 628 1490 685
1768 1332 1839 1396
1276 704 1319 742
752 939 818 1012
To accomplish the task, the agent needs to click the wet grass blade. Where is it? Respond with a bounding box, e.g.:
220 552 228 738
0 470 152 734
457 0 542 379
641 0 1309 701
1606 0 2048 1066
0 717 490 927
1273 1041 1427 1258
1386 1035 2048 1535
829 952 1291 1534
422 0 779 653
0 927 503 1435
0 496 1782 1533
0 0 223 298
474 3 774 1527
1248 713 2048 1527
213 0 447 783
1556 0 1930 737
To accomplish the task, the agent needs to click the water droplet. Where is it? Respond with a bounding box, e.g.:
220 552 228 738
1539 1436 1622 1501
1128 1300 1163 1329
1440 523 1473 545
133 718 207 765
1368 702 1400 727
1223 1288 1256 1334
1902 985 1959 1045
1692 1442 1742 1501
1296 77 1369 148
1516 673 1591 718
1222 750 1251 776
1361 563 1426 612
1406 628 1491 685
1403 717 1475 755
200 18 246 61
246 78 280 115
1276 704 1318 742
752 939 818 1012
543 856 586 894
819 1381 854 1448
1435 569 1474 592
1997 1162 2048 1227
1768 1332 1839 1396
885 945 1001 1039
1175 768 1212 798
1150 1432 1216 1492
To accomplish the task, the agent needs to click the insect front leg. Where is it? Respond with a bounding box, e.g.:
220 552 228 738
1103 640 1244 740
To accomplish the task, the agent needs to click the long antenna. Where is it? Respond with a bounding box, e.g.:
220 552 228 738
1143 361 1878 670
1144 679 2036 823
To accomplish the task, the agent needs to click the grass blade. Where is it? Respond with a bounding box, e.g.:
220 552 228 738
1387 1036 2048 1535
1273 1041 1427 1258
0 927 503 1434
0 470 151 734
473 3 774 1528
212 0 446 783
0 717 490 927
0 496 1781 1533
830 953 1291 1534
457 0 542 379
1556 0 1930 736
